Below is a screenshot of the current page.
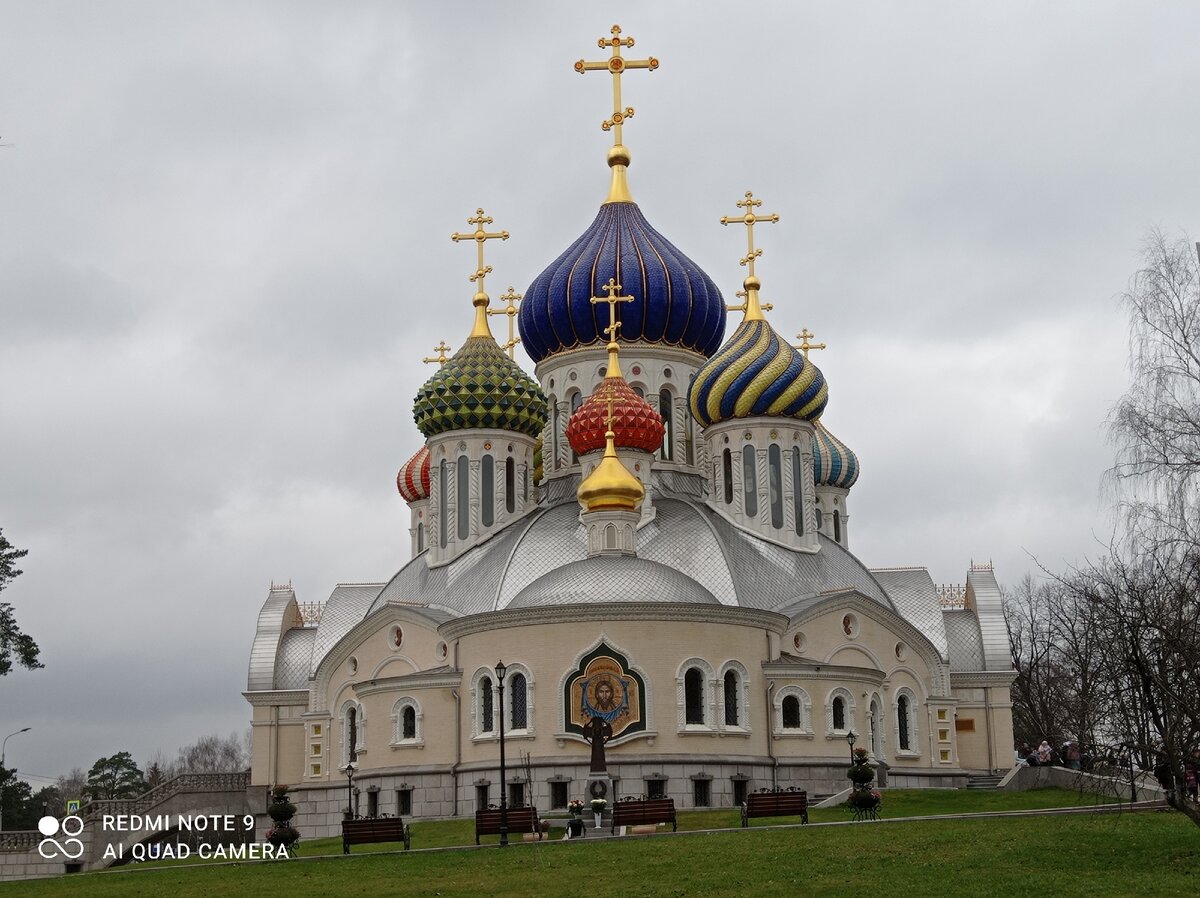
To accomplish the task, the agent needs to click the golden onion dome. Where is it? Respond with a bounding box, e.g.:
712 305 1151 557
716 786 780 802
577 430 645 513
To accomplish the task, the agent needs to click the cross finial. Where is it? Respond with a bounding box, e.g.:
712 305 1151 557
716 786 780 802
726 291 774 316
575 25 659 203
793 328 827 359
590 277 636 378
488 287 523 358
720 191 779 280
423 340 453 366
451 207 509 337
720 191 780 322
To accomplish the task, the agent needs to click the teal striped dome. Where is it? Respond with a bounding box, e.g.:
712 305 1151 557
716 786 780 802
812 420 859 489
688 318 828 427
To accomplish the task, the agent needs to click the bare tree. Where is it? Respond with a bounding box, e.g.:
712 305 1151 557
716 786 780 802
175 731 248 773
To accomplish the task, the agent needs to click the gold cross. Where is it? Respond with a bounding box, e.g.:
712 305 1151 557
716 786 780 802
590 278 635 377
488 287 523 358
727 291 773 316
574 25 659 146
451 207 509 299
793 328 827 359
423 340 453 366
720 191 779 280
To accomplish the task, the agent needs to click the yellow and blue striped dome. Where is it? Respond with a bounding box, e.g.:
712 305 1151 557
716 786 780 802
518 203 726 362
688 318 828 426
812 420 859 489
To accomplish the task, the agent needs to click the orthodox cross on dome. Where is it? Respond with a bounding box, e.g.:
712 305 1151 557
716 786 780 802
575 25 659 144
793 328 827 359
422 340 453 366
590 278 635 378
720 191 779 280
489 287 523 358
720 190 779 322
727 290 774 316
451 207 509 337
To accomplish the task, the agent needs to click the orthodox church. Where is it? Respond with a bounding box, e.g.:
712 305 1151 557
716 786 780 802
245 26 1014 834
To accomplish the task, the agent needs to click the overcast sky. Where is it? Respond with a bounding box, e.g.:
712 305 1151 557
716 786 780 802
2 2 1198 785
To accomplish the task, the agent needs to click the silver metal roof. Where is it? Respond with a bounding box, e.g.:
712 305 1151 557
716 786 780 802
871 567 949 661
274 626 316 689
508 555 719 608
247 585 298 692
943 610 986 671
966 567 1011 672
307 583 385 677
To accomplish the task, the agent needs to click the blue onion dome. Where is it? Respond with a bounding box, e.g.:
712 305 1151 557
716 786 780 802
413 307 548 439
688 283 828 426
811 419 860 489
518 202 726 362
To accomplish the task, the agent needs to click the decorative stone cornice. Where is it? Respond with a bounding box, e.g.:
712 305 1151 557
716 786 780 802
950 670 1017 687
242 690 309 707
439 602 789 640
353 669 463 698
760 659 884 684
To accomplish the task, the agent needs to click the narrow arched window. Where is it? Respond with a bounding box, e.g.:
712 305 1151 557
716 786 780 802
439 459 449 547
659 390 674 461
782 695 801 729
724 670 740 726
552 401 560 472
833 509 842 544
722 449 734 505
510 673 528 729
347 706 359 761
768 444 783 529
456 455 470 540
570 392 583 462
605 524 617 549
523 466 529 502
481 456 495 527
685 413 695 466
685 668 705 724
402 706 416 740
480 675 494 733
791 446 804 535
505 457 515 513
417 522 425 553
898 694 911 751
742 445 758 517
833 695 846 730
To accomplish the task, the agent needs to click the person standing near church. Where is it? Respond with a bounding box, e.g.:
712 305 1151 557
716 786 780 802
1037 740 1052 765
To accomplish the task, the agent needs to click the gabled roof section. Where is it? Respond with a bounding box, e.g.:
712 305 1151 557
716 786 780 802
307 582 385 677
966 566 1011 672
943 610 986 671
247 584 299 692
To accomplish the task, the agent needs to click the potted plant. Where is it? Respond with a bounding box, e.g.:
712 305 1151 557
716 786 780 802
566 799 586 838
266 784 300 851
845 750 882 821
590 797 607 829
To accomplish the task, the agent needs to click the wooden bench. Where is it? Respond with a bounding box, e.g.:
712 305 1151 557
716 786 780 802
341 815 411 853
741 789 808 827
474 806 543 845
611 798 677 834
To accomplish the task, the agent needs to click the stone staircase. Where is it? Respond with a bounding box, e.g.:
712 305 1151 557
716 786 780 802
966 774 1005 790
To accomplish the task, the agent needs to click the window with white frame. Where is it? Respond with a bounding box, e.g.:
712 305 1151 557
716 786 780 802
391 697 422 746
504 663 534 735
677 659 714 730
895 688 919 754
774 686 813 735
472 668 496 738
825 688 855 737
718 661 750 730
341 700 366 764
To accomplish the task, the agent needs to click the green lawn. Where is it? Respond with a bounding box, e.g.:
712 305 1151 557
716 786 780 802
3 806 1196 898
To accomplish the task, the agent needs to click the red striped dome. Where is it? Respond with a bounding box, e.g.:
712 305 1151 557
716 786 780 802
396 446 431 503
567 377 664 456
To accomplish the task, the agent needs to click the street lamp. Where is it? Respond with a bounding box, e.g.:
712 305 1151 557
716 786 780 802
1 727 31 833
495 659 509 848
846 729 857 762
342 760 357 820
1123 741 1137 804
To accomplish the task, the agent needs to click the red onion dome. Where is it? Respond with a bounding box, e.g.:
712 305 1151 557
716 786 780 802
396 446 430 503
567 378 665 456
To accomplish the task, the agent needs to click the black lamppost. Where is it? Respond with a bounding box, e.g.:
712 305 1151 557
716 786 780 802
847 729 857 762
1 727 31 832
495 659 509 848
343 760 357 820
1124 741 1137 804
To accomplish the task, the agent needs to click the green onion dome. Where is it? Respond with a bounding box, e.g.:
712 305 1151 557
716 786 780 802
811 420 859 489
688 316 828 427
413 335 548 439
